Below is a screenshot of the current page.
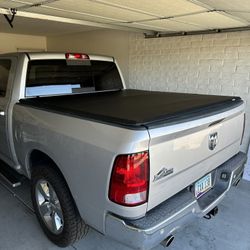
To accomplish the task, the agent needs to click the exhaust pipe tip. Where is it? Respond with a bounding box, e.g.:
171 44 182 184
161 235 175 247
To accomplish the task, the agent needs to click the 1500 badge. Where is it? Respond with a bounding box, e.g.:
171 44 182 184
153 167 174 182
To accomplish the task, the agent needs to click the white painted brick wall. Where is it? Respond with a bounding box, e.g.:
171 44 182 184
128 31 250 149
128 31 250 178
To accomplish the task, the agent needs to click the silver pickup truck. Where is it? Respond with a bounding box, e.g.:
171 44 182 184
0 52 247 249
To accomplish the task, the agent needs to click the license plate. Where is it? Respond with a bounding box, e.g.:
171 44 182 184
195 173 212 199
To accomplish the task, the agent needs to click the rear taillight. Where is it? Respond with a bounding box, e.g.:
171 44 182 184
241 113 246 145
109 151 149 206
65 53 89 60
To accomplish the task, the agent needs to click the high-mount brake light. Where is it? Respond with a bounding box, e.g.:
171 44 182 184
109 151 149 207
65 53 89 60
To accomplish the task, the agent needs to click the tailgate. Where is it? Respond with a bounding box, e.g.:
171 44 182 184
147 104 244 211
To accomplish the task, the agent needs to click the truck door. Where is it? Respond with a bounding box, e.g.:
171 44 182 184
0 58 16 164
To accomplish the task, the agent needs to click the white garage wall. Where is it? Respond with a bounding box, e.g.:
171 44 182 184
47 30 130 83
0 33 47 53
128 31 250 153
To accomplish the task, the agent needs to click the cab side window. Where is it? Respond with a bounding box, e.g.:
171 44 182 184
0 60 11 97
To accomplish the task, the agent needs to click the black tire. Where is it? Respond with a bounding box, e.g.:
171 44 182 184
31 164 88 247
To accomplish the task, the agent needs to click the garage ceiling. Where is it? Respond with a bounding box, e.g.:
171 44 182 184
0 0 250 36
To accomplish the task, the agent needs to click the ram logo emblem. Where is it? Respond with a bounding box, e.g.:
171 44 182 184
209 132 218 150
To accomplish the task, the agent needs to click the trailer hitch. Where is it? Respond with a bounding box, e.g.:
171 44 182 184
204 206 218 220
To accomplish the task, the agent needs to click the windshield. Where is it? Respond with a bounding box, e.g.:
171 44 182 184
26 59 123 97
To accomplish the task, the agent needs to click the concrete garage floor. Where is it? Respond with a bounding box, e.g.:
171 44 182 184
0 178 249 250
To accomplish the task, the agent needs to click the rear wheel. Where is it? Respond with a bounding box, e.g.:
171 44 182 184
31 165 88 247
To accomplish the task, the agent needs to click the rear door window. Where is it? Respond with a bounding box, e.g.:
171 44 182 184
26 60 123 97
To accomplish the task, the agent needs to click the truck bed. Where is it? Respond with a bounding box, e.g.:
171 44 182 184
19 89 243 129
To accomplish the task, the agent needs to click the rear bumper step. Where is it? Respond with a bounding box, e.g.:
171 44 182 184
105 152 247 250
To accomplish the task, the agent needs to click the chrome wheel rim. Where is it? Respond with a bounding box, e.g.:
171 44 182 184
35 180 64 235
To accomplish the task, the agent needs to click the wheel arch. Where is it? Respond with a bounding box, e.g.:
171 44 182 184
28 149 75 204
29 149 88 245
28 149 60 176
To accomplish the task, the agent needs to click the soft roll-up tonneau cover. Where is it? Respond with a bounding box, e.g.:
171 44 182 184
19 89 243 129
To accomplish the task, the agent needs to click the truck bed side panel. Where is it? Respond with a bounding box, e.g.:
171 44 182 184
12 104 150 233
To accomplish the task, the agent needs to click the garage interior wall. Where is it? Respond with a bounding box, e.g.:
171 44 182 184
47 30 130 84
0 32 47 53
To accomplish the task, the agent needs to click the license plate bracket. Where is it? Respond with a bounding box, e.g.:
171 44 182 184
195 173 212 199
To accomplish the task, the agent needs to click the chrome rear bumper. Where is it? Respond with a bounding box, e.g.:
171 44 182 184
105 152 247 250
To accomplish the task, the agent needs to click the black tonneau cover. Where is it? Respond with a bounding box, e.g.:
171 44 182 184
19 89 243 129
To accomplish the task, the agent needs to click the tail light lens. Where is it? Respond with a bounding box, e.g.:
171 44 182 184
109 151 149 206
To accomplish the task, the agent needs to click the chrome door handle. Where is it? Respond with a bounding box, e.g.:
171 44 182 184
0 111 5 116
